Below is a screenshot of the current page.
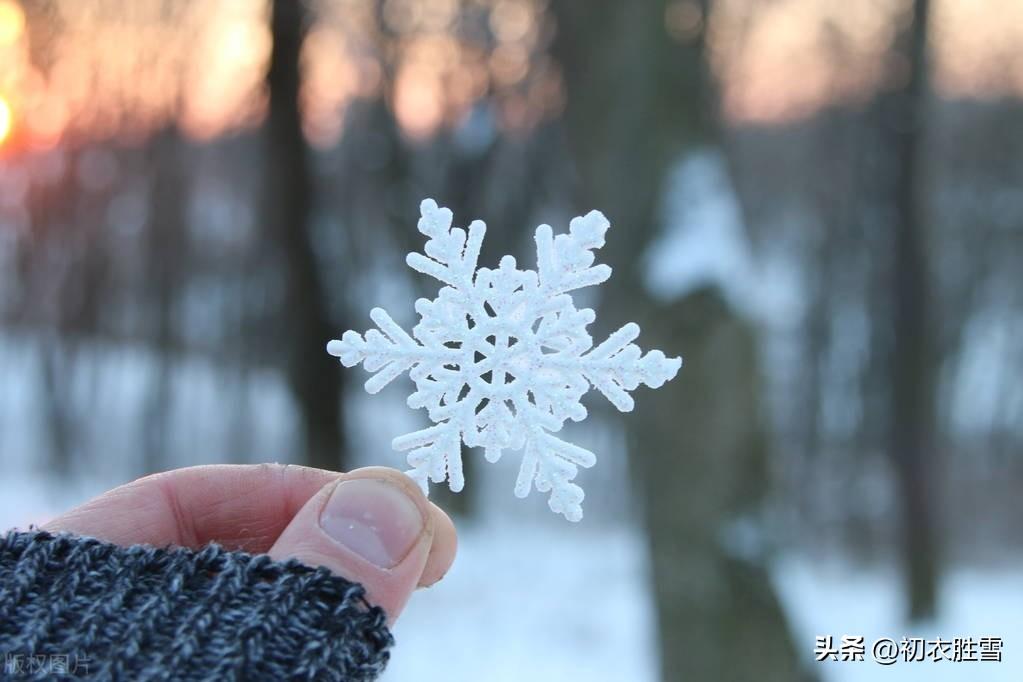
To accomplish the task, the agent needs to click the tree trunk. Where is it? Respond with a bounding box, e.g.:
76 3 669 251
633 291 807 681
143 126 187 475
550 1 803 678
882 0 938 621
265 0 348 471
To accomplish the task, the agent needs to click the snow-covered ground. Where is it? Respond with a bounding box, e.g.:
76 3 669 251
774 555 1022 682
390 527 1023 681
384 521 660 682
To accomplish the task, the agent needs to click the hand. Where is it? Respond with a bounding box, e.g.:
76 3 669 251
43 464 457 624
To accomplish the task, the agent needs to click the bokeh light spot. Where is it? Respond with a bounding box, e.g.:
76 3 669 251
665 0 703 43
0 0 24 46
0 97 12 145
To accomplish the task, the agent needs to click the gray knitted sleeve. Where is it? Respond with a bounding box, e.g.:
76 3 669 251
0 530 393 681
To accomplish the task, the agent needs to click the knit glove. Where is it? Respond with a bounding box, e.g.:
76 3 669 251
0 530 393 681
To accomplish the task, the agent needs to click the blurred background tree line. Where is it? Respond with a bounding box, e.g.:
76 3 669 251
1 0 1021 679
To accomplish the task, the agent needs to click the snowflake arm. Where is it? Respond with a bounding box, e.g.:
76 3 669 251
393 422 464 494
514 423 597 523
405 198 486 291
328 199 682 521
326 307 455 395
580 323 681 412
534 210 613 296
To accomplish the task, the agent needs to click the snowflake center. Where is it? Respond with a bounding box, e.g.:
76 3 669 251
472 333 524 385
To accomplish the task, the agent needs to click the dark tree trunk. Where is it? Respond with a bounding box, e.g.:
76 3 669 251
143 126 187 475
885 0 938 621
25 148 82 476
633 290 807 681
550 1 804 678
265 0 348 471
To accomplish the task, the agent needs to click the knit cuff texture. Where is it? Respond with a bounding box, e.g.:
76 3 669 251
0 530 393 681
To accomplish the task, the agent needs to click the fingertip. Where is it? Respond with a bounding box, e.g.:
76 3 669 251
418 503 458 588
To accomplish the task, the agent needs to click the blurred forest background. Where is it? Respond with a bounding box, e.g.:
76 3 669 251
1 0 1021 680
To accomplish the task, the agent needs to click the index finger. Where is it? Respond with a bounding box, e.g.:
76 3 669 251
45 463 337 553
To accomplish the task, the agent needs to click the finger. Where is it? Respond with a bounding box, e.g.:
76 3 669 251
42 464 457 589
267 467 450 623
419 504 457 588
44 463 337 553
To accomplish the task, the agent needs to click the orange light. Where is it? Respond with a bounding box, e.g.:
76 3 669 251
0 1 25 46
0 97 12 145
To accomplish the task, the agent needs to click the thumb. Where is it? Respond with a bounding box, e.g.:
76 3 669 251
268 467 435 624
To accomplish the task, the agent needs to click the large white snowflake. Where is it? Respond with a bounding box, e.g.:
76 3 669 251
327 199 682 521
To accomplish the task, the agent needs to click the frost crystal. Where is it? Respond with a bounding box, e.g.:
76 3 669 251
327 199 682 521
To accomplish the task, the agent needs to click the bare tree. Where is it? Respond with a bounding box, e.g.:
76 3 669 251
882 0 938 620
142 126 188 475
264 0 349 471
550 1 803 677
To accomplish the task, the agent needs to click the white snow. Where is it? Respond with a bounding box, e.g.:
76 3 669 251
643 149 806 325
382 521 660 682
773 554 1023 681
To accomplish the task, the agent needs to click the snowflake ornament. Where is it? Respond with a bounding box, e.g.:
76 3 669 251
327 199 681 521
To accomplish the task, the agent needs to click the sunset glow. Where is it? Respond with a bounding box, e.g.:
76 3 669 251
0 97 12 145
709 0 1023 124
0 0 24 46
0 0 1018 149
